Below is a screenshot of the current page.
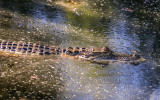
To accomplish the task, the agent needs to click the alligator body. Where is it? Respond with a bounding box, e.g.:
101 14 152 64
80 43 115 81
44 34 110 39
0 41 146 64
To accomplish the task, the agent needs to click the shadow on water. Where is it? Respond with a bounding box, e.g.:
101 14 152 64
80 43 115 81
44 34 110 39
0 0 60 20
0 0 67 44
0 56 64 99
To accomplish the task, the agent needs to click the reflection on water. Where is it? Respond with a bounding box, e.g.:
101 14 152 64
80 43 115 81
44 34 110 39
108 13 140 54
0 0 160 100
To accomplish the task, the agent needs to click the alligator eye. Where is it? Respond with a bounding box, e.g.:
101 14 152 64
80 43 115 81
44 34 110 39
66 51 73 55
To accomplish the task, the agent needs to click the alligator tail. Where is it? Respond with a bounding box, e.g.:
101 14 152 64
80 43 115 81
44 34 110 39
0 41 61 57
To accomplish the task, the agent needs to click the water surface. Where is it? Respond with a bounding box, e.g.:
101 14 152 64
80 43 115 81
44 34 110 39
0 0 160 99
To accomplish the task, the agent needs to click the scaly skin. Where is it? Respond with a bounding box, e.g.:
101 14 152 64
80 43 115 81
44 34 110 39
0 40 145 64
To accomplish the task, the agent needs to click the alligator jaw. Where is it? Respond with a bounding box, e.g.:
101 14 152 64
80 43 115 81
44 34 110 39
76 53 146 65
89 57 146 65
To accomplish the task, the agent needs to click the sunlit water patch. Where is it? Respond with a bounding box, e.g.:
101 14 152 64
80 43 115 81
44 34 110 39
58 58 159 100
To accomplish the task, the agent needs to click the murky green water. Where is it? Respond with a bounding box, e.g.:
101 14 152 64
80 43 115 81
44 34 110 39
0 0 160 100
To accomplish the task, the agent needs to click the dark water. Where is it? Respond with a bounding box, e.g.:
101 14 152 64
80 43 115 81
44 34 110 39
0 0 160 100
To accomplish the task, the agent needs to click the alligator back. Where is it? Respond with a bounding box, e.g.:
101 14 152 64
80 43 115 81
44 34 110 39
0 40 111 56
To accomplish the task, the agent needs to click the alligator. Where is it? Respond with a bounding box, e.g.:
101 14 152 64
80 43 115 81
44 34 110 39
0 40 146 64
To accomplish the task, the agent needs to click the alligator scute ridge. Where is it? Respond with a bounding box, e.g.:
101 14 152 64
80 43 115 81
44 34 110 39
0 40 146 64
